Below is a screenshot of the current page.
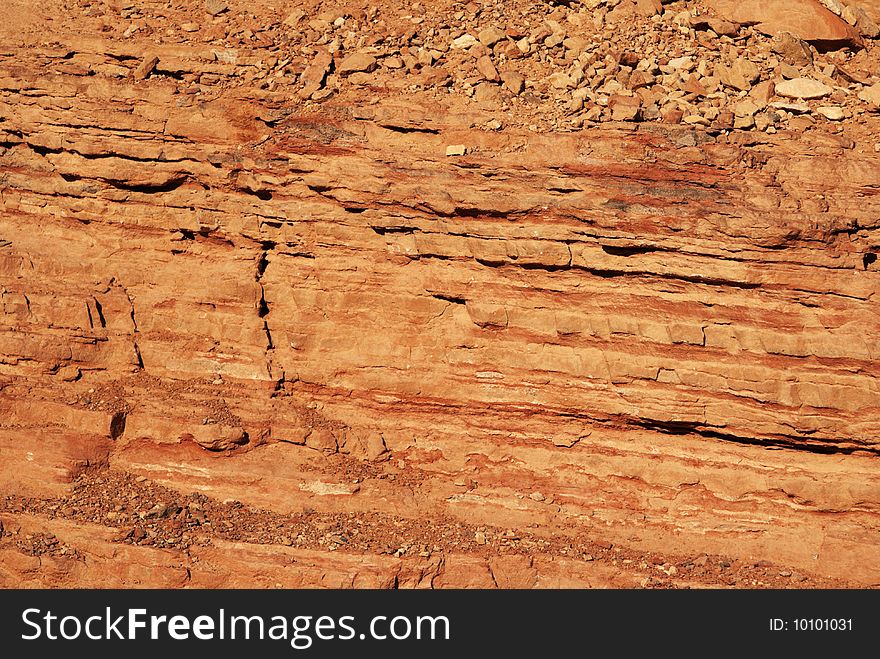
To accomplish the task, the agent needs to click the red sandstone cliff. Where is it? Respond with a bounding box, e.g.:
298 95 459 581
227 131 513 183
1 0 879 588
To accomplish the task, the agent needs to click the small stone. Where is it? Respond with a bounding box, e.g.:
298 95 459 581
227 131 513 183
858 83 880 107
181 23 199 33
544 32 564 48
132 55 159 81
709 19 739 37
452 34 478 49
548 72 574 89
57 365 81 382
478 27 506 48
563 36 588 56
750 80 776 105
755 113 772 131
668 56 694 71
515 37 530 54
662 108 684 124
500 71 525 95
185 425 248 451
476 55 499 82
775 78 833 100
771 32 813 66
566 97 584 113
717 59 760 91
769 101 811 114
852 8 880 38
733 99 760 117
283 10 304 27
445 144 467 157
204 0 227 16
681 75 707 96
338 52 377 75
145 503 168 518
298 50 333 99
347 72 373 86
628 70 655 90
609 94 641 121
779 63 801 79
529 491 545 502
212 49 237 64
714 110 734 130
473 82 502 103
733 114 756 130
683 114 710 126
816 106 845 121
634 0 662 17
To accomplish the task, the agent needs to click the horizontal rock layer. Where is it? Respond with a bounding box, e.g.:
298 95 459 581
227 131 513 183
1 1 879 588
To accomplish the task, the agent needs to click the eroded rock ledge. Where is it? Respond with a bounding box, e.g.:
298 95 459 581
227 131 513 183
1 0 879 588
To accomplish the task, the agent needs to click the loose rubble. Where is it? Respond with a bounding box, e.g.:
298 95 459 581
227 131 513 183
0 467 854 589
2 0 880 591
17 0 875 136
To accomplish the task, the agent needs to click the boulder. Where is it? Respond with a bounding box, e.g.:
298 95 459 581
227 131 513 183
707 0 861 45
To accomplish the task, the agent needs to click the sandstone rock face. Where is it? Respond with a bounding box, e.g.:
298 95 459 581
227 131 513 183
708 0 862 44
1 0 880 590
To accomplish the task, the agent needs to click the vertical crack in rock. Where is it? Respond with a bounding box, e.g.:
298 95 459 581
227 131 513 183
109 411 127 439
123 286 143 369
92 296 106 328
257 240 276 380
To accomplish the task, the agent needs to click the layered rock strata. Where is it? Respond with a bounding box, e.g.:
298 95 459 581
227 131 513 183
1 0 879 588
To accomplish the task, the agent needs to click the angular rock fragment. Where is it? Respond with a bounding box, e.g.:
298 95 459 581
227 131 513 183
476 55 500 82
205 0 227 16
478 27 507 48
775 77 833 99
609 94 642 121
132 55 158 81
716 59 760 91
338 52 377 75
707 0 861 45
500 70 525 95
859 82 880 106
771 32 814 66
185 425 248 451
299 50 333 99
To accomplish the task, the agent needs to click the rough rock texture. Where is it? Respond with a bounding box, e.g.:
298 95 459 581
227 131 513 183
708 0 862 44
1 0 880 589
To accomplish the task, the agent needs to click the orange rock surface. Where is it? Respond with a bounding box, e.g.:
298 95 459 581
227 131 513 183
1 0 879 589
708 0 862 44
